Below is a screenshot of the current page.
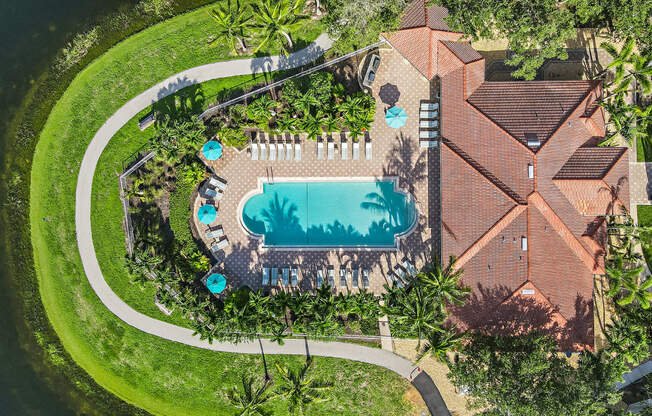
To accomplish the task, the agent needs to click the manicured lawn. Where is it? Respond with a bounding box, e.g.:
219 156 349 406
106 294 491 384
636 125 652 162
637 205 652 270
30 5 418 416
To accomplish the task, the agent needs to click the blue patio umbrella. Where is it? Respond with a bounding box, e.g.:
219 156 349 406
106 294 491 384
202 141 223 160
197 204 217 224
385 106 407 128
206 273 226 294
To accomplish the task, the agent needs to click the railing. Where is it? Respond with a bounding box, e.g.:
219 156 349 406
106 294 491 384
197 40 388 121
119 151 156 256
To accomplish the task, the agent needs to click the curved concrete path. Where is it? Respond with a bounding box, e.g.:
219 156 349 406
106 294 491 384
74 33 440 390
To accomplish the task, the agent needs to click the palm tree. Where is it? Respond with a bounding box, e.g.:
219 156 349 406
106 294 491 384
252 0 307 55
605 318 649 365
227 374 272 416
416 256 470 314
415 326 465 364
274 357 333 415
606 257 652 309
605 255 644 296
207 0 252 55
300 113 323 140
600 96 651 147
600 39 652 99
321 113 340 134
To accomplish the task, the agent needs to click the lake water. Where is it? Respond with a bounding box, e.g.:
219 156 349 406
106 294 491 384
0 0 132 413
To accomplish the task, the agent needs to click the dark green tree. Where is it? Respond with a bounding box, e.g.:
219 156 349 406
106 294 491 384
274 357 333 415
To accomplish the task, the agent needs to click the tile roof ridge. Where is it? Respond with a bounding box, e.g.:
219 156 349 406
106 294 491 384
453 204 526 270
528 192 604 274
442 139 527 204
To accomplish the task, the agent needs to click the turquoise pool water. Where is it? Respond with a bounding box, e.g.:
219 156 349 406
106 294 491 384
241 180 417 247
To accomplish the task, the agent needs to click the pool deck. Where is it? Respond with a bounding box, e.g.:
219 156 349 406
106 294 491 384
194 46 439 295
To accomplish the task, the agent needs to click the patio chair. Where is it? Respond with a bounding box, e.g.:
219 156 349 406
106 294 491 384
317 141 324 160
389 271 404 288
295 142 301 161
394 264 407 282
402 259 417 275
419 110 438 119
352 269 359 287
362 269 370 288
419 120 439 128
327 140 334 160
291 266 298 287
317 269 324 287
340 267 347 286
282 267 290 286
420 130 439 139
352 141 360 160
209 176 227 191
216 238 229 249
420 102 439 111
286 142 292 161
341 140 348 160
260 142 267 160
271 268 279 285
262 267 270 285
251 142 259 160
365 141 372 160
205 227 224 239
328 267 335 287
269 143 276 161
202 187 218 199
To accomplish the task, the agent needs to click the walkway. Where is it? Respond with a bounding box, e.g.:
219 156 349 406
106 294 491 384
74 34 449 415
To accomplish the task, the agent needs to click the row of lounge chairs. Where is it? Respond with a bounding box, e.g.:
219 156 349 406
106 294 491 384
317 136 372 161
419 101 440 147
250 133 301 161
261 266 372 289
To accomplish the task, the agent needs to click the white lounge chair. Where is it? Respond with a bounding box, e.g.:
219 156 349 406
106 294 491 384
294 142 301 161
420 102 439 111
317 269 324 287
251 142 259 160
260 142 267 160
291 267 298 286
394 264 407 281
282 267 290 286
365 141 372 160
328 268 335 287
389 271 404 288
216 238 229 249
262 267 270 285
286 142 292 160
327 141 334 160
402 260 417 275
352 269 359 287
271 268 279 285
419 110 438 119
277 141 284 160
205 227 224 239
269 143 276 160
341 141 348 160
203 187 218 199
362 269 370 288
420 140 439 148
353 141 359 160
209 176 227 191
419 120 439 128
340 268 346 286
317 141 324 160
420 130 439 139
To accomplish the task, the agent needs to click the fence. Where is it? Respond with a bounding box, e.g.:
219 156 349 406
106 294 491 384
197 40 388 120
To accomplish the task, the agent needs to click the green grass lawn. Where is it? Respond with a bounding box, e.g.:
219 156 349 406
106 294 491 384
637 205 652 270
29 4 418 415
636 125 652 162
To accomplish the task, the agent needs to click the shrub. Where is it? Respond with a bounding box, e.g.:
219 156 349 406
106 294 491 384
56 28 100 71
218 127 249 149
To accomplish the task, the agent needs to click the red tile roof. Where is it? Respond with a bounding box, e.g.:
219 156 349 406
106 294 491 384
387 5 626 350
400 0 451 31
467 81 598 149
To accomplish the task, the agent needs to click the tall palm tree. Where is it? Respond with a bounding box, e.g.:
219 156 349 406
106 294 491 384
252 0 307 55
227 375 272 416
605 318 649 365
600 39 652 99
600 96 651 147
274 357 333 415
416 256 470 314
207 0 252 55
415 326 465 364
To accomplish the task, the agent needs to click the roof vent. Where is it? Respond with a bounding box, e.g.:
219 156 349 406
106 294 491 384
521 236 528 251
528 164 534 179
525 133 540 148
521 289 535 295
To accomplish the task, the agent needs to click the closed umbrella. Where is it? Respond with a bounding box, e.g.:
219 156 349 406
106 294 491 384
385 106 407 128
202 141 223 160
206 273 226 294
197 204 217 224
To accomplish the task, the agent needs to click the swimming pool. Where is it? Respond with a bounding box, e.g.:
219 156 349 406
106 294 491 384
240 178 417 248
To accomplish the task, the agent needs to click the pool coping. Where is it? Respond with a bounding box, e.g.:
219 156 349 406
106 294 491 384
236 176 420 251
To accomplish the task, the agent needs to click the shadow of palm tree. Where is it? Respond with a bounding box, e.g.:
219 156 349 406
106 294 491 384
153 79 206 122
